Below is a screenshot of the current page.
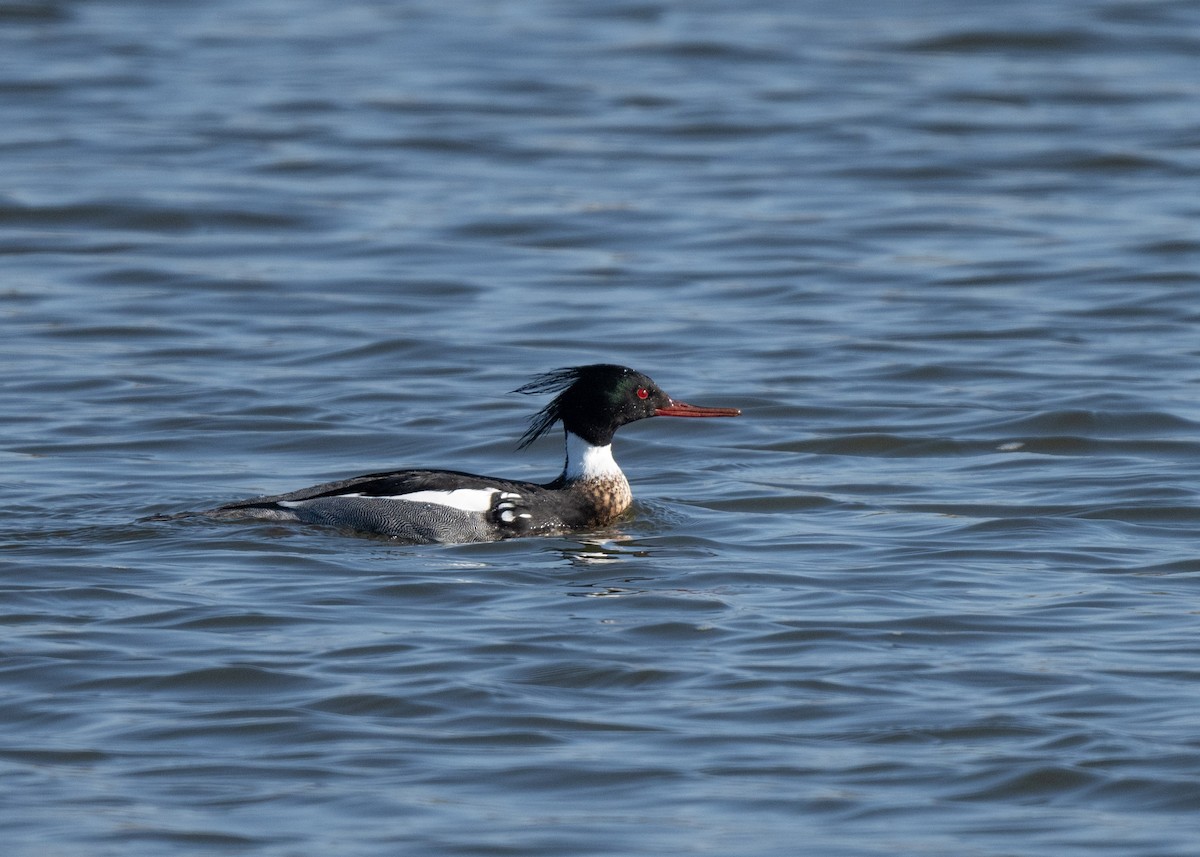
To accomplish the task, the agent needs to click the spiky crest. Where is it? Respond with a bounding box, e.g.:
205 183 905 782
512 364 637 449
513 366 584 449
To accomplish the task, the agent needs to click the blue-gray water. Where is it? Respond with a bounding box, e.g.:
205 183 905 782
4 1 1200 854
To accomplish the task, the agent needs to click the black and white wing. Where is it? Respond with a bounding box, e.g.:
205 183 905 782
204 469 541 543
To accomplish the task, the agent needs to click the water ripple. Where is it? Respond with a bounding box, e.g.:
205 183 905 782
4 0 1200 854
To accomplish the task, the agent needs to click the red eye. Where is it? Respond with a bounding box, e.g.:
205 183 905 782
636 387 649 400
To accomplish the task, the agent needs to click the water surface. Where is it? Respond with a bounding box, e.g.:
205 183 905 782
4 1 1200 854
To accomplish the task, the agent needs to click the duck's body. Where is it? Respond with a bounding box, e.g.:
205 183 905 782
204 432 631 543
201 364 738 543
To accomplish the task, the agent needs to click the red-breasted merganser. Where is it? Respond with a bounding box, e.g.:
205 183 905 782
200 364 740 543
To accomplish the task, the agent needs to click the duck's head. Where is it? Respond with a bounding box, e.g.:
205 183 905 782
514 363 740 449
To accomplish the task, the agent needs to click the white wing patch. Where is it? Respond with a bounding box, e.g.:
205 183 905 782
284 487 503 513
389 488 501 513
279 486 530 520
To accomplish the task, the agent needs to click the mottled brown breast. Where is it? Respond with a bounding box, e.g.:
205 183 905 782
577 475 633 526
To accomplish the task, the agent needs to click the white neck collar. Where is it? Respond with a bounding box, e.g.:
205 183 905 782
563 431 624 482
